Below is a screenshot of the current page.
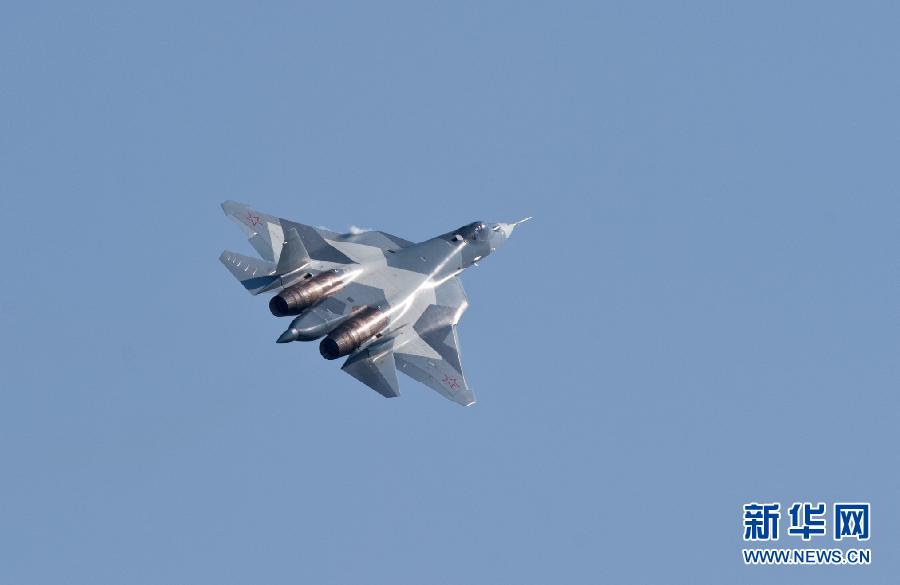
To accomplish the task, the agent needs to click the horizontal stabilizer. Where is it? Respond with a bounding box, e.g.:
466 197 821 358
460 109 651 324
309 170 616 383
219 250 277 295
342 343 401 398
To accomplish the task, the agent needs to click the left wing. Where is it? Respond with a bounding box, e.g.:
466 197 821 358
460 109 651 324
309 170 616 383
394 277 473 406
340 324 474 406
394 323 474 406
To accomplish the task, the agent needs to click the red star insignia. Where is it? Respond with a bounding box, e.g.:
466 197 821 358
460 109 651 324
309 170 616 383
246 213 260 226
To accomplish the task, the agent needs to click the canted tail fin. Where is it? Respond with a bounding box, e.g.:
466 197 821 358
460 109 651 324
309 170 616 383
275 227 311 274
220 202 318 294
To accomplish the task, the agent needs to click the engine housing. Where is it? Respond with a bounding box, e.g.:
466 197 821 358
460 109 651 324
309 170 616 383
269 270 344 317
319 307 389 360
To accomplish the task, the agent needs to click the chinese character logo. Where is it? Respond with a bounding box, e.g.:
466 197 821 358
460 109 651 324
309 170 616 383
787 502 826 540
834 503 870 541
743 503 780 541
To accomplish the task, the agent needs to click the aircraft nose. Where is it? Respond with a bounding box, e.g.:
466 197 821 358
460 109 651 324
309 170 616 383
497 217 531 239
276 328 300 343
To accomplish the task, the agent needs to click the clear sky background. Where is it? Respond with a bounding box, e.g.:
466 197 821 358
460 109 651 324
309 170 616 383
1 2 897 583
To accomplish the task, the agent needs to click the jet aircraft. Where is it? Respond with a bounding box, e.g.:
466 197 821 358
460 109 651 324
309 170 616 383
220 201 528 406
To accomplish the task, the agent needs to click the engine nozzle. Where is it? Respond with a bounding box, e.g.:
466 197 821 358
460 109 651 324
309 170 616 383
269 270 344 317
319 307 389 360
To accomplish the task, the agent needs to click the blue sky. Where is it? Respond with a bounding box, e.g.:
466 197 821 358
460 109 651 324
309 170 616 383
1 2 897 583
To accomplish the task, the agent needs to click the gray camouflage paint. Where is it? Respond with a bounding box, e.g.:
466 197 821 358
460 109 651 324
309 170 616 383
219 201 528 406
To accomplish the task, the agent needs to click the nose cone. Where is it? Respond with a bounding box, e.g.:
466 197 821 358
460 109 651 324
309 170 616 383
497 223 516 239
505 216 531 236
490 217 531 248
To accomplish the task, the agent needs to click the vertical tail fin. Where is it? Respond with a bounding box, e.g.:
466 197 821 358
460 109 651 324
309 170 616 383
275 227 311 274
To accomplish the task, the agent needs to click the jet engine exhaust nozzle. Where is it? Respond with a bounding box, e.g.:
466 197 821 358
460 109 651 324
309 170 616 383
319 307 389 360
269 270 344 317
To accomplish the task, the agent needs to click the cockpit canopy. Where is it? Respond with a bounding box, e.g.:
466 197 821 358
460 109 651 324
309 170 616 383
453 221 489 242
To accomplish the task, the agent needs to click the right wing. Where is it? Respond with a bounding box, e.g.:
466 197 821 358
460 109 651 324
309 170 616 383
221 201 416 295
222 200 414 264
222 200 356 264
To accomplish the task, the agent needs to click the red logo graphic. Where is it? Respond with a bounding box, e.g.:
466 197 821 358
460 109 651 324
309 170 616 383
246 213 261 226
442 374 460 390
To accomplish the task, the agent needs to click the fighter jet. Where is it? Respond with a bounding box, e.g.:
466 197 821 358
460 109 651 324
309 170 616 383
219 201 528 406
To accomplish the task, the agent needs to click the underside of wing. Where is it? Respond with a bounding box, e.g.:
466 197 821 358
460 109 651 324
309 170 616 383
394 325 474 406
393 277 472 406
